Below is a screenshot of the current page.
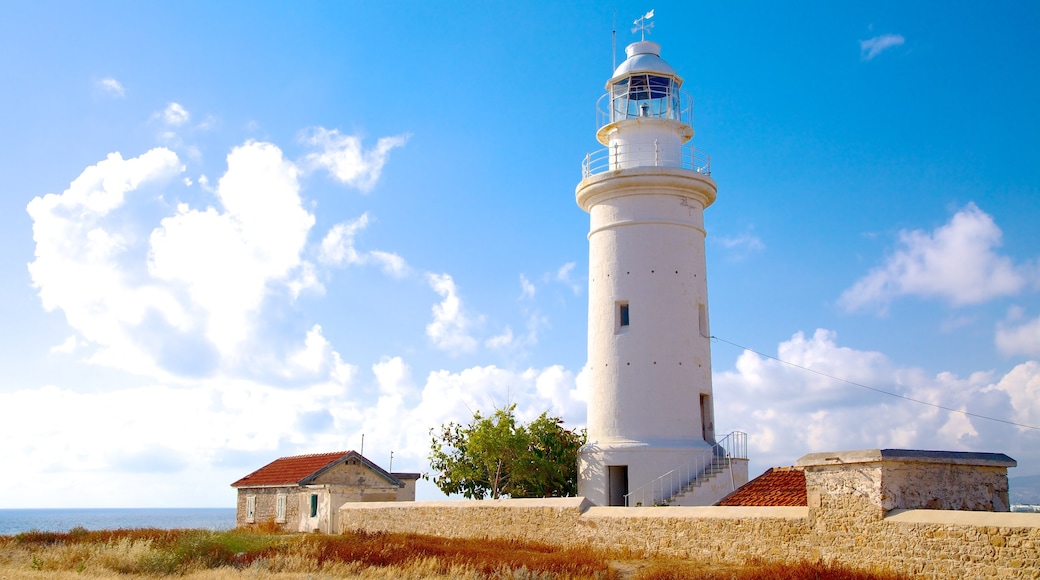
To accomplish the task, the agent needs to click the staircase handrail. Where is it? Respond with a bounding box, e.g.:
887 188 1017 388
624 431 747 507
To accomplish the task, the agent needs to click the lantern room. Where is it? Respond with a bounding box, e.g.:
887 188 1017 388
595 40 694 145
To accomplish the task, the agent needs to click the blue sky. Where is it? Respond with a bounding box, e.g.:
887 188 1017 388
2 1 1038 507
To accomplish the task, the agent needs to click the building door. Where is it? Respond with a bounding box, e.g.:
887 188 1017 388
607 465 628 506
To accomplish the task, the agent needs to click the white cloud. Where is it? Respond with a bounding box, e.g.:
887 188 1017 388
26 141 327 379
519 274 536 300
556 262 582 295
485 327 517 351
163 102 190 126
51 335 81 354
98 77 125 98
370 251 409 278
0 374 364 506
485 313 547 354
302 127 409 192
319 214 370 266
288 261 324 299
26 148 184 376
715 232 765 261
989 361 1040 429
860 33 905 61
713 329 1040 474
287 325 356 384
318 213 410 277
839 204 1030 312
425 273 480 355
996 310 1040 357
148 141 314 354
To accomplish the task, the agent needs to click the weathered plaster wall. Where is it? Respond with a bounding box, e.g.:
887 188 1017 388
799 449 1012 513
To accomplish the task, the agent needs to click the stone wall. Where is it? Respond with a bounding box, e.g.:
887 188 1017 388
340 498 1040 579
236 487 304 529
339 449 1040 579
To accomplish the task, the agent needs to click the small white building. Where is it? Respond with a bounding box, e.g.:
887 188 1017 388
576 37 748 506
231 450 419 533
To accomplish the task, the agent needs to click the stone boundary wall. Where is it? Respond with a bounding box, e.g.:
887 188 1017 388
340 499 1040 579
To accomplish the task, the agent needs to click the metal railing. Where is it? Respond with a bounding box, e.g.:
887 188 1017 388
624 431 747 507
582 142 711 178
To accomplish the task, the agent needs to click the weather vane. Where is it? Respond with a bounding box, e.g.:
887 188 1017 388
632 9 655 41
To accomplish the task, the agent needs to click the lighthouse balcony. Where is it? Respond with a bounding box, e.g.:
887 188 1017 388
582 142 711 178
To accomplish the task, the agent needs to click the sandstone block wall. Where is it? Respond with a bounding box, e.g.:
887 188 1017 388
341 499 1040 579
339 449 1039 579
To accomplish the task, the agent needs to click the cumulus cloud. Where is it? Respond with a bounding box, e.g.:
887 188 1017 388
148 141 314 354
860 33 905 61
990 361 1040 429
0 355 584 505
996 308 1040 357
713 329 1040 474
425 273 480 355
26 148 184 375
26 141 331 378
287 325 356 384
302 128 410 192
839 204 1030 312
97 77 125 98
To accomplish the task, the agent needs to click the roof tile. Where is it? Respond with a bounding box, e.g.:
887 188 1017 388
715 466 807 507
231 451 350 487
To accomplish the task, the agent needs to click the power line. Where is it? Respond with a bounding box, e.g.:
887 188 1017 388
710 335 1040 432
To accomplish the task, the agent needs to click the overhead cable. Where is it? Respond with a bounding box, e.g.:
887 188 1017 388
710 335 1040 432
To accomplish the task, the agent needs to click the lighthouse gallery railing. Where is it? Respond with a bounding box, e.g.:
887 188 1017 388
582 143 711 179
624 430 748 507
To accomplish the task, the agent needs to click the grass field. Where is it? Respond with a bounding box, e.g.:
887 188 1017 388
0 526 909 579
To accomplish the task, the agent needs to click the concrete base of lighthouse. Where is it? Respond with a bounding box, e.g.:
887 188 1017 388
579 440 715 506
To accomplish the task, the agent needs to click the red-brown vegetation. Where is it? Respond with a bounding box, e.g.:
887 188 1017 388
0 527 909 579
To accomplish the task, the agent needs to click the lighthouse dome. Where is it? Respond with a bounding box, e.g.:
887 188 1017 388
609 41 682 86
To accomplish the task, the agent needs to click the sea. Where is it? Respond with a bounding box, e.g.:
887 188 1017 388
0 508 236 535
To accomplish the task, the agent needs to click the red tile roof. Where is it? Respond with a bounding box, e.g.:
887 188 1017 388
715 466 807 507
231 451 351 487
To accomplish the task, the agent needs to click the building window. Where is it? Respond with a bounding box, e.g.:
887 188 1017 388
309 494 318 518
617 301 630 331
245 495 256 523
276 494 286 523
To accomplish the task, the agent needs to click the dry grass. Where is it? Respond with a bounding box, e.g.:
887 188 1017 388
630 558 909 580
0 527 909 579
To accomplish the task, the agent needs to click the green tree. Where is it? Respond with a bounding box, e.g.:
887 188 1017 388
427 405 586 500
509 412 585 498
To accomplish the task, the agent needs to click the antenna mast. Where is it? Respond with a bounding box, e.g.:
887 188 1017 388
612 9 617 72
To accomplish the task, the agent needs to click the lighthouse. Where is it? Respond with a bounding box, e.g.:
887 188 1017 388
576 36 747 506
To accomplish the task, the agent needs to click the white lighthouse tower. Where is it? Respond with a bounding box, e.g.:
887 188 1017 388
576 34 747 506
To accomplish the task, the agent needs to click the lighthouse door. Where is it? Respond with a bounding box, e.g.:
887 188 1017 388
607 465 629 506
